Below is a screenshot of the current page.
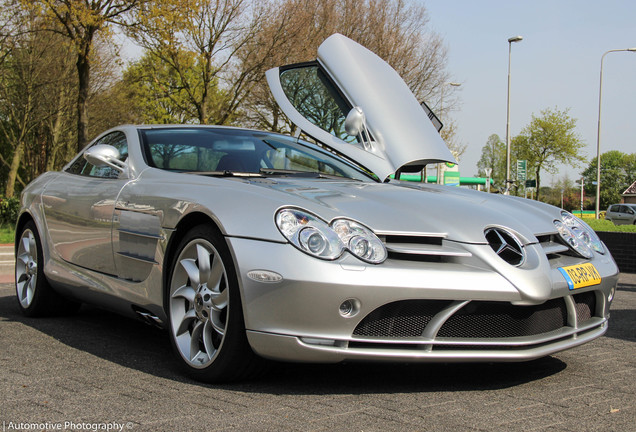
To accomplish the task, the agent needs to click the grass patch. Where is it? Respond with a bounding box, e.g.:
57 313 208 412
585 218 636 233
0 224 15 244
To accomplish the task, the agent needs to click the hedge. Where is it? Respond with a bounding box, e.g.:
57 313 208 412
0 197 20 226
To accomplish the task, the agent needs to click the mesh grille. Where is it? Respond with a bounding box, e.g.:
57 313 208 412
353 300 451 337
353 293 597 340
437 299 567 338
574 291 596 322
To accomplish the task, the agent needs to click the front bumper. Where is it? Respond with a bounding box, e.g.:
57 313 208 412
247 320 608 363
227 237 618 363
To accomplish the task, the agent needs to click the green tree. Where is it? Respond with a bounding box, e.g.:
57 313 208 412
514 107 585 201
23 0 143 151
582 150 636 209
476 134 505 190
0 15 77 196
131 0 276 125
116 52 228 124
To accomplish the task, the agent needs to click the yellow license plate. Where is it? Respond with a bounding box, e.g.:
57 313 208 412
558 263 601 290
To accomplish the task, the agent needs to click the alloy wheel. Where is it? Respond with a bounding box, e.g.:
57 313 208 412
16 229 38 309
169 240 229 368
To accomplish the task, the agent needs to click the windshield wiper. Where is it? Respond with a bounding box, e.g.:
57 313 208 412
182 170 263 178
259 168 359 181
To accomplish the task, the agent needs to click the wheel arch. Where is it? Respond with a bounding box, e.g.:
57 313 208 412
162 212 242 311
15 210 41 257
15 211 35 245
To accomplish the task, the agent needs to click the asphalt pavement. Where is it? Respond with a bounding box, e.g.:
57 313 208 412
1 244 635 431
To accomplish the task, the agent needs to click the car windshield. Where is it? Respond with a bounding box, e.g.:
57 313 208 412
139 128 374 181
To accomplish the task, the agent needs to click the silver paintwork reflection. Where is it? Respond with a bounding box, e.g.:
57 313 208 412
42 173 128 275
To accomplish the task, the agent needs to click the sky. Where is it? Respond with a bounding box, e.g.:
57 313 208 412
423 0 636 184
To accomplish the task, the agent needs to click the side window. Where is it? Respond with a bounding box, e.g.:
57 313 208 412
66 156 88 175
609 205 619 212
279 64 358 144
82 131 129 179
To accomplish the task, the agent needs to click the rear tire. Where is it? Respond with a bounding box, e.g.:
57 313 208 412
166 224 262 382
15 221 80 316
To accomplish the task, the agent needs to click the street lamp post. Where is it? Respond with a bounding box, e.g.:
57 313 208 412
437 82 461 184
485 167 492 193
505 35 523 195
595 48 636 218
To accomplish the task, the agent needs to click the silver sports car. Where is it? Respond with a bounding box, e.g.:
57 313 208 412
15 34 619 382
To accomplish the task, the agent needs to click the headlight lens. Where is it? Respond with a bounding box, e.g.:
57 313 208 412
332 219 387 263
554 211 604 258
560 211 604 254
275 208 387 264
554 220 592 258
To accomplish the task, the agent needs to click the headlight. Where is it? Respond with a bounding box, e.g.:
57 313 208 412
553 211 604 258
332 219 387 264
275 209 344 260
560 211 604 254
275 208 387 264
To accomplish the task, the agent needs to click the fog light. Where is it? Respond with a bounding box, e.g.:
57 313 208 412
339 298 360 317
608 286 615 302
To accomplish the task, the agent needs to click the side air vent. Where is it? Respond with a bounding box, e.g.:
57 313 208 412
537 233 570 257
379 233 471 262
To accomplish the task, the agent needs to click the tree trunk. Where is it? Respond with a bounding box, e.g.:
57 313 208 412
47 85 69 171
5 140 25 197
76 51 91 152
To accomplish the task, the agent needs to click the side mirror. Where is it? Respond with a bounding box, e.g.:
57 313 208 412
84 144 127 174
345 106 365 136
344 106 372 151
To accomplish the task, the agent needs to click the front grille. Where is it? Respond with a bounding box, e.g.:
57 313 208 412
383 235 442 246
386 252 442 262
574 291 595 323
436 299 567 338
353 300 452 337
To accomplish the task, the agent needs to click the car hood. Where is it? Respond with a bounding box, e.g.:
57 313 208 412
266 34 455 181
241 177 559 245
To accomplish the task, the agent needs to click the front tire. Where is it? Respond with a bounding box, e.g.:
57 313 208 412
167 225 261 382
15 221 80 316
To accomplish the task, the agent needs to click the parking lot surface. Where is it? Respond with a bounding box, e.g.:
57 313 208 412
1 276 635 432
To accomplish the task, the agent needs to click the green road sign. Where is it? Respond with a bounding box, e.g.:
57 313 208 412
517 160 527 181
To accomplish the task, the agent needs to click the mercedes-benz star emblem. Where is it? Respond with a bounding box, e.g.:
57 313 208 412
485 228 525 266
